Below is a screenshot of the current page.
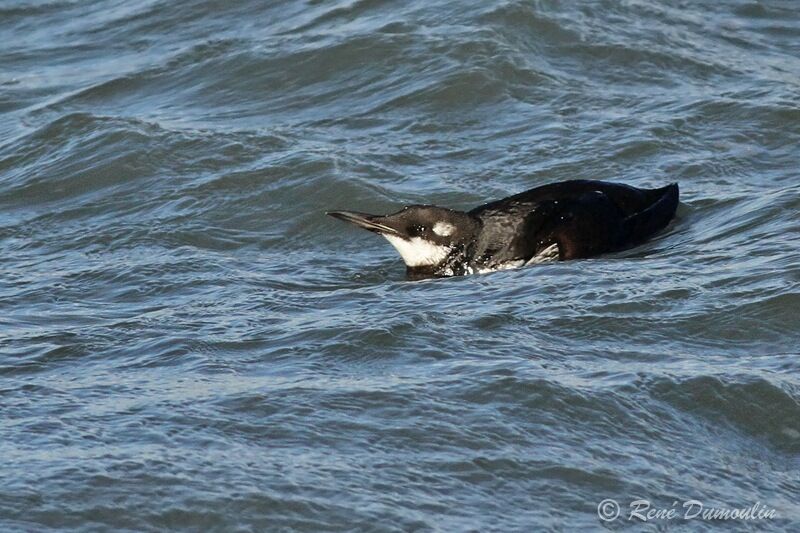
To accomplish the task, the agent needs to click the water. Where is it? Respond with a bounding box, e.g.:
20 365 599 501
2 0 799 530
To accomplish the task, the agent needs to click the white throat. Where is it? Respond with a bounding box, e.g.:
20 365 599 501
382 234 450 267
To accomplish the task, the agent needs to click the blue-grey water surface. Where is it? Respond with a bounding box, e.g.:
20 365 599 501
2 0 800 531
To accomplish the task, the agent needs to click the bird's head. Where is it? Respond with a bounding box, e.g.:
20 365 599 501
327 205 480 272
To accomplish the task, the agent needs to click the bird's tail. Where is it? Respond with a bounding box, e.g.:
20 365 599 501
622 183 679 244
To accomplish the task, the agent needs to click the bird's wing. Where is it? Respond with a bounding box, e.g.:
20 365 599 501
473 191 626 263
469 180 679 263
469 180 665 219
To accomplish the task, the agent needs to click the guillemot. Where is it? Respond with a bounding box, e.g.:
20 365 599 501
328 179 679 279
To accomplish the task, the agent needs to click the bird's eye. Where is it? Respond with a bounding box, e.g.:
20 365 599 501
410 225 425 236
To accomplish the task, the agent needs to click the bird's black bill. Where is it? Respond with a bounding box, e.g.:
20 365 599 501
326 210 400 236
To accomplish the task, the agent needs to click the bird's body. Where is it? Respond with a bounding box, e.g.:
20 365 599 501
328 180 679 279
